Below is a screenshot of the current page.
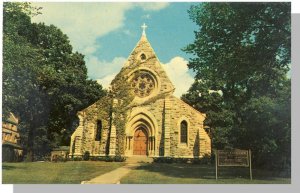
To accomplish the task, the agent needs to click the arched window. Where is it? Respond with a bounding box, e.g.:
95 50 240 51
95 120 102 141
180 120 188 144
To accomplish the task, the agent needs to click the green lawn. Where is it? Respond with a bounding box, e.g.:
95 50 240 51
2 161 291 184
120 163 291 184
2 161 125 184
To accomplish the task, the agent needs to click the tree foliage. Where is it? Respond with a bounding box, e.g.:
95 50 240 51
182 2 290 169
2 2 106 160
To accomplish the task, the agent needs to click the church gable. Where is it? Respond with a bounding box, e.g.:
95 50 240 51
111 32 175 103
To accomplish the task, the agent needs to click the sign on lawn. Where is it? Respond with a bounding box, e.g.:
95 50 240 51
217 149 249 167
215 149 252 180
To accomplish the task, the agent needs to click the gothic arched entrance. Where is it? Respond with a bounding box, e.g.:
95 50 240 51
133 127 148 155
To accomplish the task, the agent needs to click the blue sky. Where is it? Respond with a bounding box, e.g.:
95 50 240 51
95 3 198 63
31 2 200 97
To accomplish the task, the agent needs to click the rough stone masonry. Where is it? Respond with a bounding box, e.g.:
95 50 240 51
69 26 211 158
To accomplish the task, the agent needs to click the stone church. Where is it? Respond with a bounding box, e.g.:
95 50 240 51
69 25 211 158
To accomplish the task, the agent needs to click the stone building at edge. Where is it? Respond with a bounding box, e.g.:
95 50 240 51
69 26 211 158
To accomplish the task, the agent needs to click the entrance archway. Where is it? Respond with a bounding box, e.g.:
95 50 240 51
133 127 148 155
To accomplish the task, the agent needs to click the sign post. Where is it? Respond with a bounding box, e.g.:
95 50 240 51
215 150 218 180
216 149 252 180
249 149 252 180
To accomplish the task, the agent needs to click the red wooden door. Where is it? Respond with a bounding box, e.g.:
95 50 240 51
133 128 148 155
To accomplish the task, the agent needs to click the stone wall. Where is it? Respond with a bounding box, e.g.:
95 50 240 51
70 97 112 157
167 96 211 157
125 94 211 158
69 88 211 158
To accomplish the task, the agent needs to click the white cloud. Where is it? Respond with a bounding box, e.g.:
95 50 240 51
31 2 169 56
90 56 127 89
138 2 170 11
96 73 117 90
142 14 151 19
162 57 194 97
123 29 133 36
31 3 132 55
87 56 126 80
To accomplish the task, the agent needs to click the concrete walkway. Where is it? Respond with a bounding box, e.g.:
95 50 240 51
81 163 140 184
81 156 153 184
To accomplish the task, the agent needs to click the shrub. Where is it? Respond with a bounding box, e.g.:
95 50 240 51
153 157 174 163
51 155 66 162
105 156 114 162
177 158 189 163
68 155 126 162
153 157 163 163
114 155 126 162
153 156 212 164
72 157 83 161
57 156 67 162
97 156 107 161
90 156 98 161
102 155 126 162
83 151 90 161
166 157 174 163
32 154 51 162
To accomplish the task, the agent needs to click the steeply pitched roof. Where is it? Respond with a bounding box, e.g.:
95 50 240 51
3 112 19 125
111 33 175 99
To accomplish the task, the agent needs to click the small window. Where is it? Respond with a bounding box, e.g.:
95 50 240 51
140 53 146 60
180 120 188 144
95 120 102 141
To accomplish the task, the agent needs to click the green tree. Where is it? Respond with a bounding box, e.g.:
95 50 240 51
182 2 290 169
2 2 106 160
24 22 106 147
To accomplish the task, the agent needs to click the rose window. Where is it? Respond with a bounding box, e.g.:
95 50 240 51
131 71 155 98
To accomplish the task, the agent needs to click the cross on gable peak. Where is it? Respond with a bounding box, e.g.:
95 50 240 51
141 23 148 36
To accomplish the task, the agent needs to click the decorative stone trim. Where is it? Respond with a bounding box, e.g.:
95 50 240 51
128 67 161 102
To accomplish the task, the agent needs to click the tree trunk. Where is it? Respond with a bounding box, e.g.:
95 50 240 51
25 125 34 162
